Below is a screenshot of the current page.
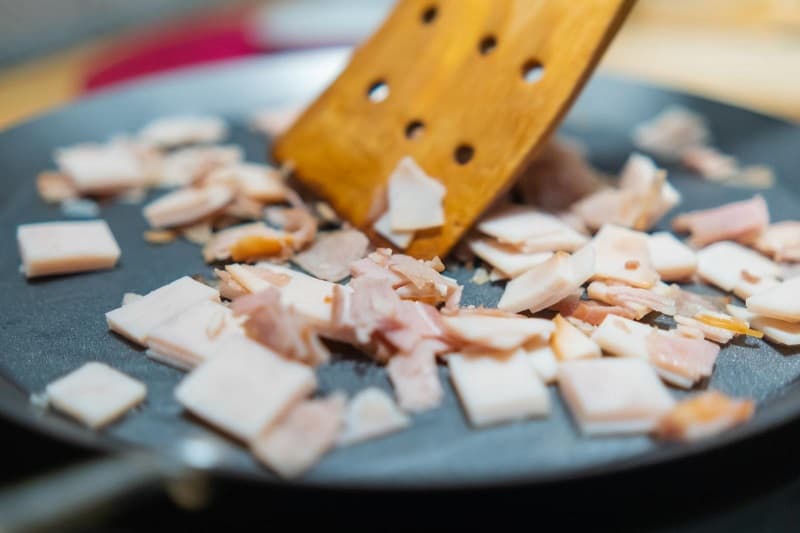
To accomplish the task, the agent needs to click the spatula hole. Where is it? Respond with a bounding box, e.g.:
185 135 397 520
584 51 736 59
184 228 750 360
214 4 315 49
405 120 425 140
367 80 389 102
479 35 497 55
454 144 474 165
521 60 545 84
421 5 438 24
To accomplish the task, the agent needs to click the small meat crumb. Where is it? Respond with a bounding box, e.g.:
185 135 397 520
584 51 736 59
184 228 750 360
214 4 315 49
144 229 178 244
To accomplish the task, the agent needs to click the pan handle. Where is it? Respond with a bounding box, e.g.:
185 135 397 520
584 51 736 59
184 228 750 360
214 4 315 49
0 452 202 532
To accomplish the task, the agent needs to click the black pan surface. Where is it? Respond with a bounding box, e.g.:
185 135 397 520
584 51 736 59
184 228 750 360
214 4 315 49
1 48 799 490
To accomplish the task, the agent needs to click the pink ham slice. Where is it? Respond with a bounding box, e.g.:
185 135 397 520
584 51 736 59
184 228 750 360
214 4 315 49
55 141 147 194
655 391 754 442
207 162 287 203
45 362 146 429
175 335 316 442
382 301 445 353
265 207 318 251
754 221 800 262
250 393 346 478
387 339 445 413
157 145 242 187
590 225 659 288
672 195 769 247
746 277 800 323
338 388 410 446
588 281 676 316
143 185 234 229
17 220 121 278
646 331 720 388
646 232 697 281
477 205 588 253
468 237 553 278
291 229 369 282
631 106 709 160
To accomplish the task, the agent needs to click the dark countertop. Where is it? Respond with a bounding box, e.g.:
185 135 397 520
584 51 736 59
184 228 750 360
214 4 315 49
4 414 800 532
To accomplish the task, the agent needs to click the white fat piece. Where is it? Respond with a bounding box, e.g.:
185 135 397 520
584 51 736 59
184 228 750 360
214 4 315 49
387 157 446 232
746 277 800 323
591 315 655 359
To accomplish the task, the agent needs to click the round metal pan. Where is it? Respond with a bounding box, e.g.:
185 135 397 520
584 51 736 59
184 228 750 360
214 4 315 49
1 47 799 490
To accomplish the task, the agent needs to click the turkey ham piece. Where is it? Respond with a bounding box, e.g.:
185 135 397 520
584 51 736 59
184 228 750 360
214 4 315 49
25 105 792 479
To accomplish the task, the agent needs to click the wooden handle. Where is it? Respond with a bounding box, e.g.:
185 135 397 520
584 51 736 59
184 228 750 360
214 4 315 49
275 0 635 258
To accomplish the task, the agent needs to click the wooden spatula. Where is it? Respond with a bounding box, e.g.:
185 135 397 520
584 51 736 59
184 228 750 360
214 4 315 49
274 0 635 258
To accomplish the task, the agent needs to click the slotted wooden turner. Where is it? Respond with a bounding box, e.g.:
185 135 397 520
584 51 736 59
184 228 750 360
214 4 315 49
274 0 635 258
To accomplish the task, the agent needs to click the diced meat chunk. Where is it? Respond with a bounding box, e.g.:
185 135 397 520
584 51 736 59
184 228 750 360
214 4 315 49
36 171 78 203
468 238 552 278
588 281 675 317
387 340 444 413
291 229 369 282
46 362 146 429
591 315 655 359
138 115 226 148
681 146 738 179
674 315 736 344
646 232 697 281
338 388 410 446
558 358 675 435
248 263 335 324
175 335 316 442
17 220 121 278
551 314 601 361
449 350 549 427
477 205 588 252
696 241 781 292
655 391 754 442
497 246 594 313
143 185 234 228
250 393 346 478
591 225 659 288
106 276 219 345
387 157 446 231
55 141 146 193
523 343 559 384
646 331 719 388
157 145 242 187
206 163 286 202
672 195 769 247
443 313 553 352
203 222 291 263
754 221 800 262
632 106 709 160
727 305 800 346
373 212 414 249
746 277 800 323
146 301 243 369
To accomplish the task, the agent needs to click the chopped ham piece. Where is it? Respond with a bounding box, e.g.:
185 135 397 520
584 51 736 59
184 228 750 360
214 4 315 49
590 225 659 288
558 358 675 435
232 287 330 366
591 315 655 359
672 195 769 246
696 241 781 292
106 276 219 345
350 249 406 287
477 205 588 253
727 305 800 346
143 185 234 229
36 171 78 203
387 253 461 307
266 207 318 251
17 220 121 278
55 141 147 194
646 232 697 281
175 335 316 442
632 106 709 160
387 340 445 413
338 388 410 446
754 221 800 262
139 115 226 148
443 313 553 352
646 331 719 388
387 157 446 231
746 277 800 323
673 315 735 344
46 362 146 429
515 137 603 211
374 211 414 249
203 222 291 263
344 275 403 345
157 145 242 188
571 188 639 231
497 246 595 313
655 391 754 442
468 238 554 278
206 163 286 203
251 393 346 479
449 350 550 428
181 221 213 245
551 314 601 361
291 229 369 282
732 271 780 300
382 301 445 353
232 263 335 324
562 299 639 325
146 301 243 369
588 281 676 316
523 343 559 384
250 106 303 137
681 146 738 179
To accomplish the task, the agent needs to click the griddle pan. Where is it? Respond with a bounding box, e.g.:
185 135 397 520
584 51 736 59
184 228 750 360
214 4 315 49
0 48 799 529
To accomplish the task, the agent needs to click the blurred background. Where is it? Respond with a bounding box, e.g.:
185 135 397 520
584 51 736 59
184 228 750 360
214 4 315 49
0 0 798 129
